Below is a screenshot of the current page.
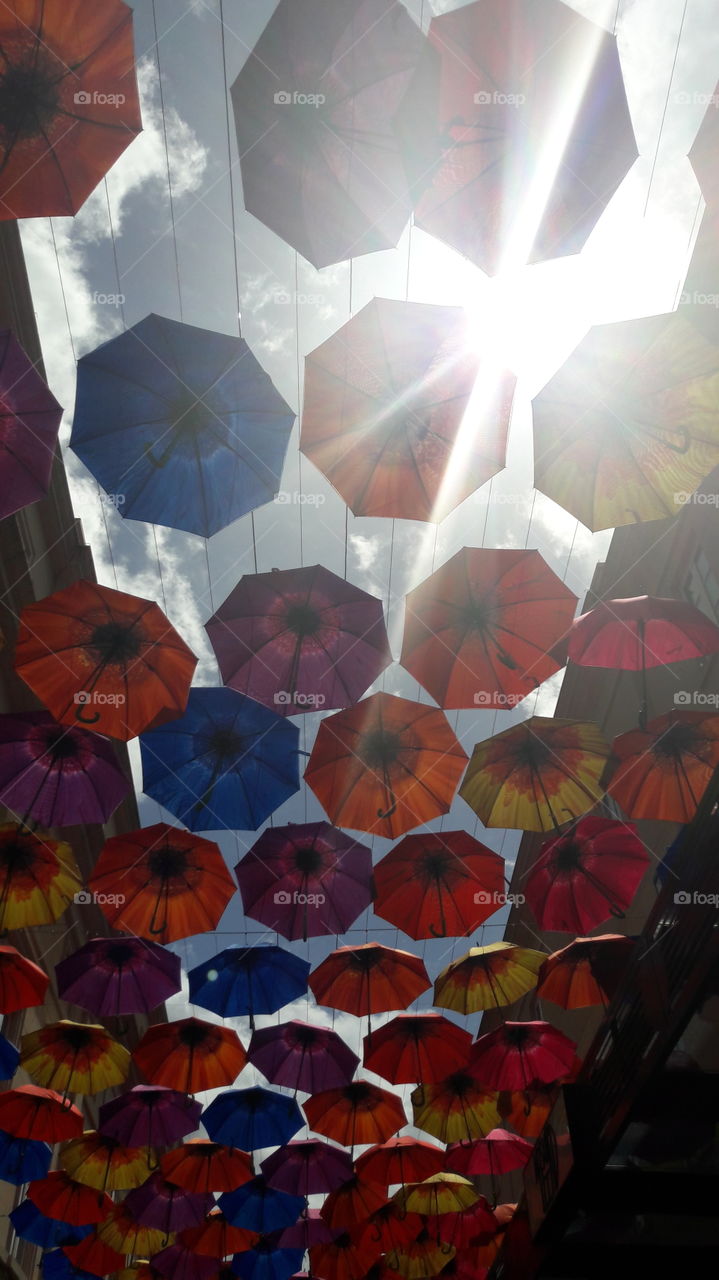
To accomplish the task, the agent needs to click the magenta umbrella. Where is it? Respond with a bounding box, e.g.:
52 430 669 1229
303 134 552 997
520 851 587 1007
206 565 392 717
248 1021 359 1096
470 1022 576 1090
277 1209 338 1251
55 937 181 1020
261 1141 353 1198
151 1244 218 1280
236 822 373 941
0 330 63 520
446 1128 533 1177
0 711 130 828
124 1173 214 1240
98 1086 202 1151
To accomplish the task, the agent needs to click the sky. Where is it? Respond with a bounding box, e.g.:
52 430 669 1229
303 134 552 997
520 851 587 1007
17 0 719 1148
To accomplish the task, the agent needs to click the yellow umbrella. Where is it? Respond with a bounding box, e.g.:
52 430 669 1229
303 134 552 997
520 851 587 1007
433 942 544 1014
398 1172 478 1217
411 1073 500 1144
21 1022 129 1096
0 824 81 929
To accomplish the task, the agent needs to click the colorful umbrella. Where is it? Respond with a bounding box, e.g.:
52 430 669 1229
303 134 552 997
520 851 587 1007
355 1137 445 1189
125 1173 214 1238
0 710 130 828
414 0 636 273
278 1209 338 1252
309 1231 378 1280
0 943 48 1013
497 1086 557 1139
524 816 650 932
446 1129 533 1179
97 1203 167 1258
400 1173 478 1218
372 831 505 939
305 693 467 839
20 1021 129 1096
15 581 197 740
203 1089 304 1152
321 1175 388 1231
98 1085 202 1150
470 1022 576 1090
236 821 372 942
189 946 310 1027
308 943 430 1025
60 1131 155 1193
301 299 513 522
56 937 181 1020
433 944 544 1016
206 565 391 715
150 1246 217 1280
140 688 300 832
410 1074 500 1145
42 1250 99 1280
88 824 235 944
0 330 63 517
261 1141 353 1197
62 1233 125 1278
231 0 437 269
0 0 142 220
133 1018 247 1094
160 1141 253 1195
219 1177 306 1235
180 1209 258 1258
386 1228 455 1278
303 1081 406 1148
363 1014 472 1085
247 1021 359 1096
0 824 81 930
9 1200 91 1250
0 1086 83 1142
435 1197 497 1250
72 314 295 538
459 717 610 831
27 1171 111 1225
532 312 719 530
232 1237 304 1280
400 548 576 709
350 1202 424 1259
537 934 636 1009
607 710 719 822
0 1129 52 1185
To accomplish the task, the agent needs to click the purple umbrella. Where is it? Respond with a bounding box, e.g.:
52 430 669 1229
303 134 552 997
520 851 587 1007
277 1208 338 1251
261 1141 353 1197
55 937 181 1020
124 1172 213 1240
0 711 130 828
151 1244 218 1280
236 822 373 942
0 330 63 520
206 565 392 717
98 1086 201 1151
248 1021 359 1095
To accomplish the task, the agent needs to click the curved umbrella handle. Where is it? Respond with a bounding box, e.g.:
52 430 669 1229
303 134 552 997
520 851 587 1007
75 703 101 725
143 440 172 469
428 922 447 938
377 791 397 820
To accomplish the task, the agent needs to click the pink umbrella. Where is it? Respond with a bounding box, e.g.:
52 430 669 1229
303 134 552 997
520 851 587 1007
248 1021 359 1096
261 1140 353 1197
446 1129 533 1177
0 330 63 519
470 1022 576 1090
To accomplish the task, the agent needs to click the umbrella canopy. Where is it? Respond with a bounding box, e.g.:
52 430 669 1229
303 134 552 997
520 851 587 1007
203 1089 304 1152
248 1021 359 1096
567 595 719 669
189 946 310 1024
537 934 636 1009
261 1141 353 1197
301 299 513 523
278 1209 338 1252
355 1137 445 1189
350 1203 424 1258
88 823 235 944
124 1173 214 1237
414 0 636 273
133 1018 246 1094
60 1131 155 1193
71 314 294 538
180 1208 258 1258
140 688 300 832
9 1200 91 1250
0 943 48 1013
303 1080 406 1148
497 1085 558 1139
231 0 437 269
42 1250 100 1280
20 1021 129 1096
433 943 544 1016
207 565 391 715
151 1246 217 1280
386 1228 455 1278
436 1197 497 1249
470 1022 576 1090
98 1085 202 1149
160 1141 253 1195
0 1086 83 1142
524 816 650 933
400 1173 477 1218
236 821 373 942
321 1175 387 1231
309 1231 378 1280
219 1177 306 1235
372 831 505 940
532 312 719 531
607 710 719 822
0 1130 52 1185
0 710 130 828
56 937 181 1019
309 943 430 1019
27 1171 111 1225
0 330 63 517
363 1014 472 1085
459 717 610 831
410 1074 500 1145
62 1233 125 1278
96 1203 167 1258
0 824 81 930
0 0 142 219
305 693 467 839
0 1032 18 1078
446 1129 533 1179
232 1237 304 1280
400 548 576 709
15 580 197 740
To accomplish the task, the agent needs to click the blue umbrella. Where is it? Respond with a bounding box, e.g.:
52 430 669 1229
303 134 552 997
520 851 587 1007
140 688 300 831
9 1201 92 1250
219 1176 305 1234
188 945 310 1024
0 1032 18 1079
203 1088 304 1152
0 1129 52 1185
42 1251 97 1280
232 1239 304 1280
70 313 295 538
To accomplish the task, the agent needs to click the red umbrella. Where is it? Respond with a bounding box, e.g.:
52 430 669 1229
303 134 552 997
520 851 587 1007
160 1141 253 1195
0 944 48 1013
436 1196 498 1249
350 1203 424 1259
607 711 719 822
0 1085 83 1142
27 1171 111 1225
470 1022 576 1090
537 934 636 1009
320 1175 388 1232
363 1014 472 1085
310 1231 378 1280
446 1129 533 1178
400 548 576 710
63 1233 125 1277
524 816 650 933
355 1137 445 1189
372 831 505 939
179 1209 258 1258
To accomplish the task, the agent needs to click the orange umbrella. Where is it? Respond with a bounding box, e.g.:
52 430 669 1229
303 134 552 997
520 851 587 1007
607 710 719 822
304 1081 406 1148
537 934 635 1009
459 717 610 831
15 580 197 740
0 1085 83 1142
309 943 430 1024
372 831 505 940
411 1073 500 1145
160 1140 253 1195
27 1170 111 1224
60 1130 155 1193
363 1014 472 1085
20 1021 129 1096
88 823 235 943
179 1209 258 1257
133 1018 246 1094
355 1137 445 1189
433 944 544 1015
305 692 467 839
320 1174 388 1232
0 824 81 930
497 1086 557 1139
0 944 49 1013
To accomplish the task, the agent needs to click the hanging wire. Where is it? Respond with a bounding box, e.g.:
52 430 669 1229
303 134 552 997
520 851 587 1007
152 0 184 320
643 0 689 216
